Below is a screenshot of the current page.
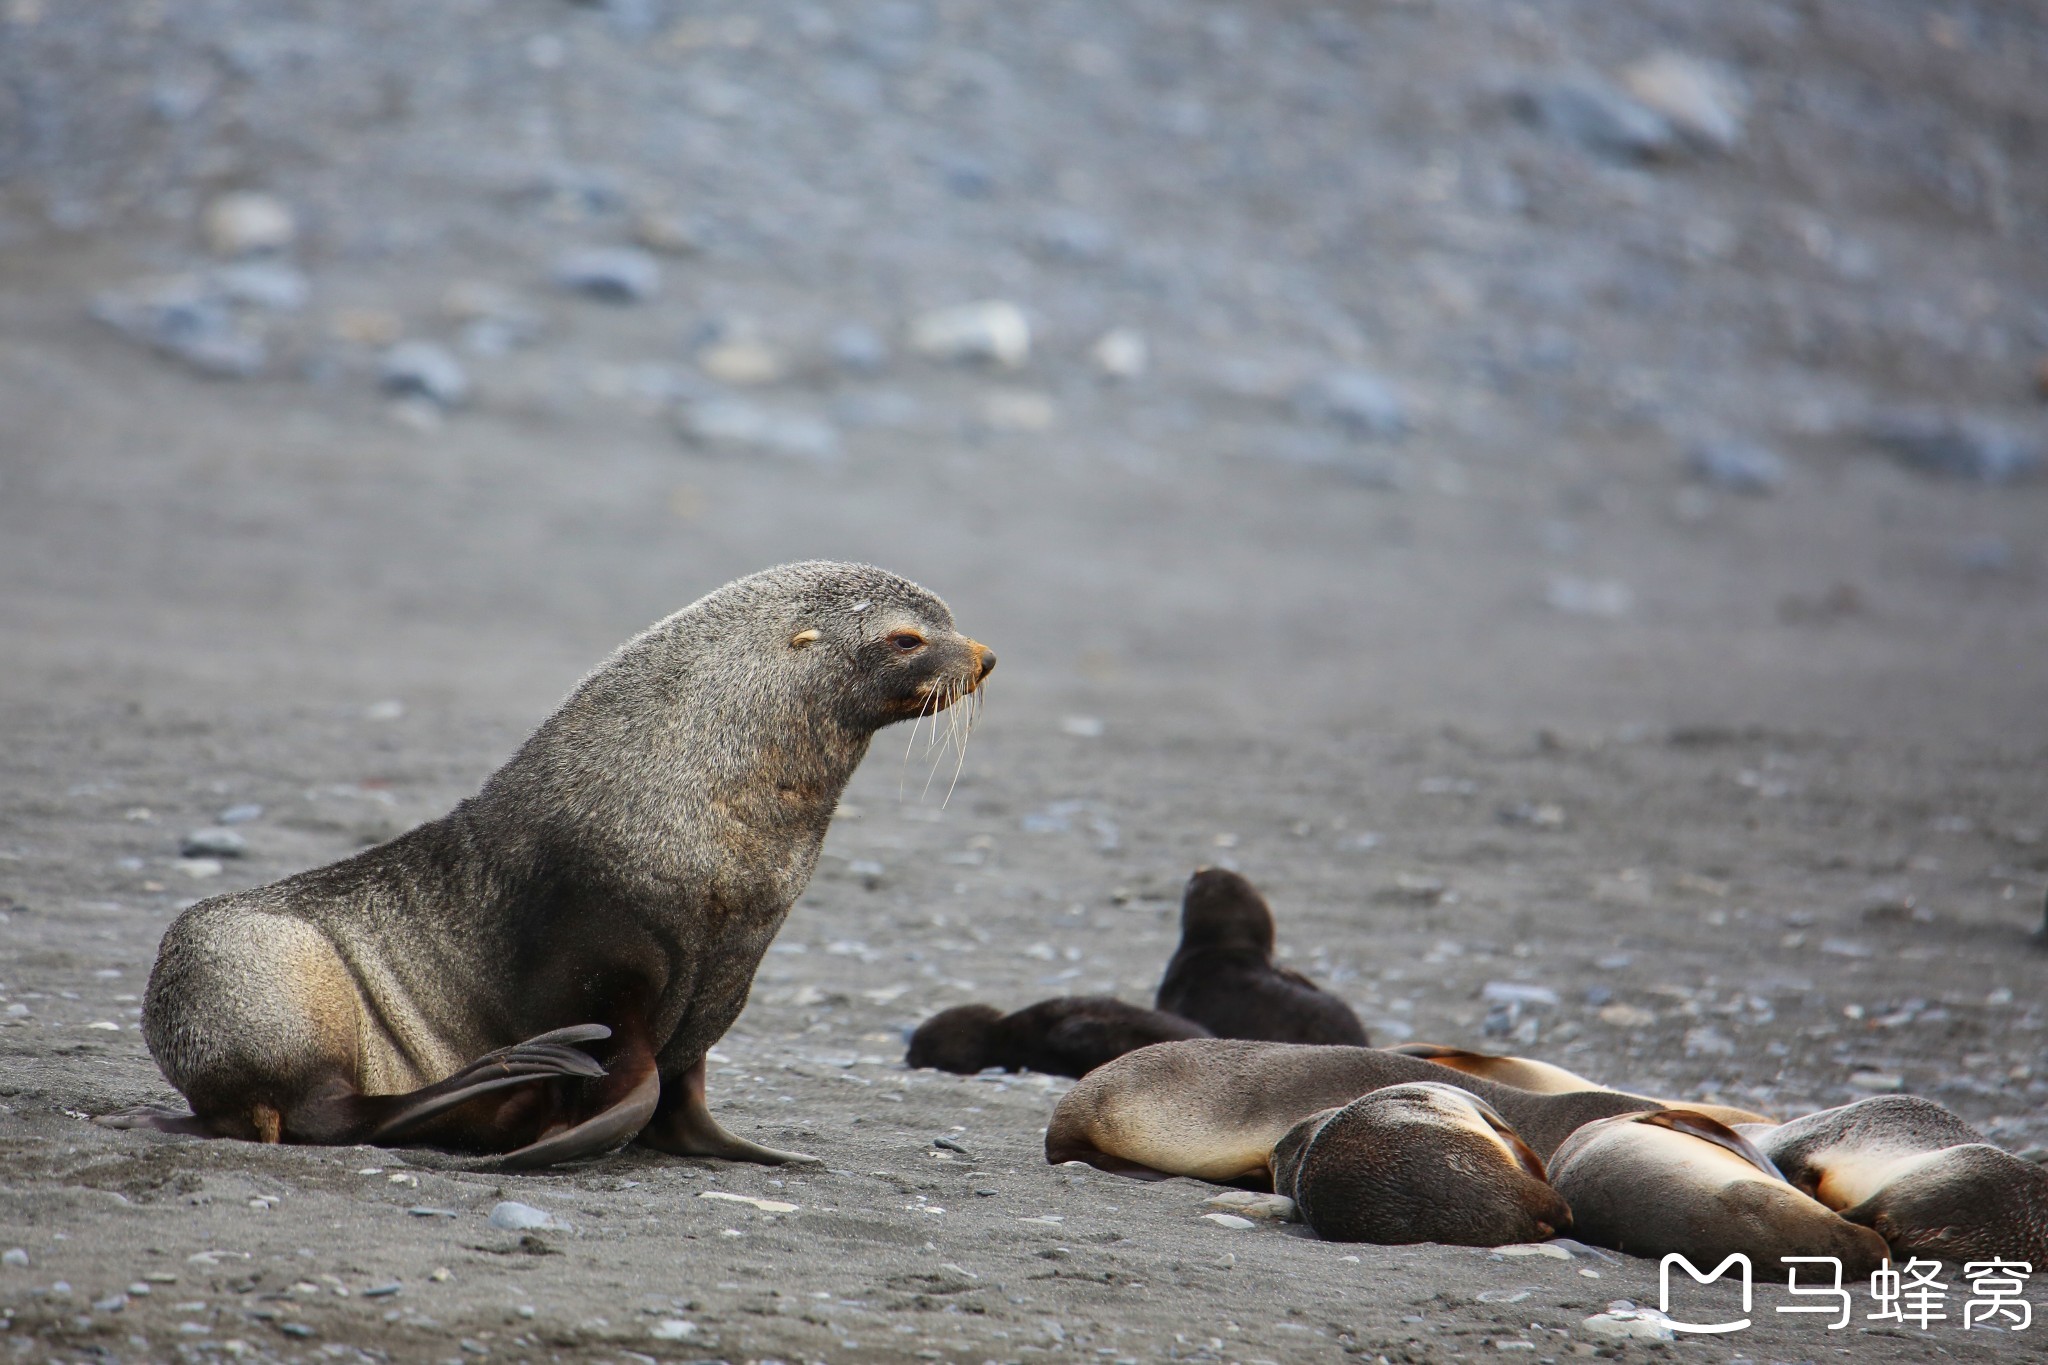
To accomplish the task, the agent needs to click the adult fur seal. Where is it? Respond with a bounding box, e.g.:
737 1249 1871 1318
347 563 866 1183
105 562 994 1169
1046 1039 1671 1186
906 997 1211 1079
1549 1109 1888 1275
1752 1096 2048 1265
1154 868 1367 1045
1274 1082 1570 1247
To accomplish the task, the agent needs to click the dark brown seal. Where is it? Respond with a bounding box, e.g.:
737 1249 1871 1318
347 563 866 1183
1154 868 1367 1046
906 997 1211 1078
1274 1082 1571 1247
105 562 993 1169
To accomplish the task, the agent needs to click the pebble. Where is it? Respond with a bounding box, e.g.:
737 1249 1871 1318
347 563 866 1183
217 803 264 825
1090 327 1148 380
696 340 785 386
1597 1003 1657 1028
1544 577 1633 618
697 1190 798 1213
1205 1191 1298 1222
203 191 297 257
1482 982 1559 1008
909 300 1031 368
2 1249 26 1268
827 322 890 374
1683 1025 1735 1057
380 342 470 409
1866 409 2042 483
677 397 841 462
1292 369 1410 440
1492 1243 1571 1260
1512 76 1676 162
1580 1308 1676 1342
649 1319 698 1341
1685 438 1785 494
1200 1212 1255 1229
1497 801 1566 829
180 828 248 859
212 262 310 312
978 389 1057 433
552 246 661 302
1848 1070 1905 1093
90 276 267 379
1621 53 1746 152
487 1201 558 1232
632 211 708 257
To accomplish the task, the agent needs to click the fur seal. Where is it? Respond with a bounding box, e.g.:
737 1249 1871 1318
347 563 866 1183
1274 1082 1571 1246
1046 1039 1668 1186
105 562 994 1169
1393 1042 1771 1126
906 997 1211 1078
1154 868 1367 1046
1548 1109 1889 1275
1752 1096 2048 1265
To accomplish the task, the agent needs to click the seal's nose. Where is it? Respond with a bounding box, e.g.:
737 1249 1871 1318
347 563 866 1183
968 640 996 678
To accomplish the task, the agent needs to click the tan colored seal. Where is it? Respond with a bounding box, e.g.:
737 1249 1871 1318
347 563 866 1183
1549 1109 1889 1275
1274 1082 1571 1246
1393 1042 1771 1125
1754 1096 2048 1265
106 562 993 1168
1045 1039 1668 1186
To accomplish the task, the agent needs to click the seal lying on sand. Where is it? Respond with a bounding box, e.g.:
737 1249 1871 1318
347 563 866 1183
1549 1109 1888 1275
1393 1042 1771 1126
106 562 993 1169
1155 869 1367 1046
906 998 1211 1078
1751 1096 2048 1265
1046 1039 1674 1186
1274 1082 1571 1246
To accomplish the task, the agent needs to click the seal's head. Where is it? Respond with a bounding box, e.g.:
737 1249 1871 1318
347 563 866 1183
907 1004 1005 1073
766 562 994 731
1178 867 1277 956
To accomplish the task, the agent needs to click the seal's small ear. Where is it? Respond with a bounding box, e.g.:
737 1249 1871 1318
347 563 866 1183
790 629 821 649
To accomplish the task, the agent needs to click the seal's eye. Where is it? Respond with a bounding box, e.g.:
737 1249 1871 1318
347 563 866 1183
888 631 926 653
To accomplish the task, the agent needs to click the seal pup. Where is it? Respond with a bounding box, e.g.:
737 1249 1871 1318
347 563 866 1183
1274 1082 1571 1246
1754 1096 2048 1265
1549 1109 1889 1274
106 562 994 1169
1154 868 1367 1046
906 997 1211 1078
1046 1039 1667 1186
1394 1042 1771 1125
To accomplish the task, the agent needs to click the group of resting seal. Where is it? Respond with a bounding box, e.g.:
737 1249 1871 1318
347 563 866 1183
98 560 2042 1273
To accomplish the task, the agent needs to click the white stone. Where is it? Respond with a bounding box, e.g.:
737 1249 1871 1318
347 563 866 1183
910 300 1030 367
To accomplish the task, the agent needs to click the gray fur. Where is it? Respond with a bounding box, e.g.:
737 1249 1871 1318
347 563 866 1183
140 561 983 1148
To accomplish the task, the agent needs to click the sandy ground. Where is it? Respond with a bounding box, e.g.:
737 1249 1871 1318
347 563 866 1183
4 2 2048 1362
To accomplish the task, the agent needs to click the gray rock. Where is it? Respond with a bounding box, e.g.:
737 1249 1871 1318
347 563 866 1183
1867 409 2042 483
831 389 919 430
1293 370 1411 440
2 1248 26 1268
552 246 661 302
909 300 1030 367
211 262 309 312
677 397 841 462
380 341 471 408
1621 53 1746 152
1029 211 1116 265
1512 77 1677 163
90 276 267 379
1685 438 1786 494
487 1201 558 1231
827 322 890 374
1481 982 1561 1008
180 827 248 859
217 804 263 824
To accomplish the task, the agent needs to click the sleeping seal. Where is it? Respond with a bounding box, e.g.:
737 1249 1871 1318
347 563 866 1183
906 997 1211 1078
106 562 994 1169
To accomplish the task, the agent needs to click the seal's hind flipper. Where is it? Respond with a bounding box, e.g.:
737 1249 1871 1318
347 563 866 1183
95 1104 216 1136
1636 1109 1786 1181
367 1025 612 1143
497 1062 660 1170
637 1057 821 1166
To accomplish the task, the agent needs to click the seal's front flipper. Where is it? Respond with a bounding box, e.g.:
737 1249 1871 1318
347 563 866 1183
96 1105 216 1136
638 1057 821 1165
367 1024 612 1144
